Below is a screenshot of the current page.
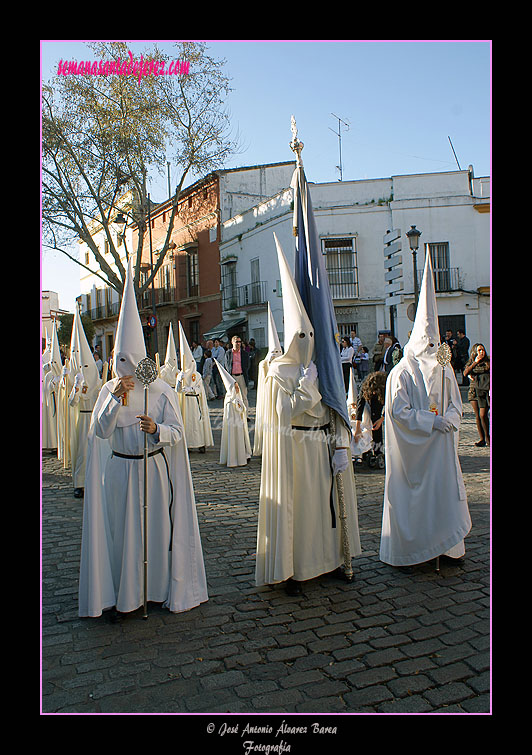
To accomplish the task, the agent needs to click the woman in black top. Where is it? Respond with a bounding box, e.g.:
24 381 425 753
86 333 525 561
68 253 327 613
463 343 490 446
355 371 387 455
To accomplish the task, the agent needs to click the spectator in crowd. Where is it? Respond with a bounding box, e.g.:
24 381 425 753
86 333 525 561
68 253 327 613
211 338 226 399
350 329 362 355
93 350 103 377
340 336 354 391
202 349 215 400
224 335 249 409
354 371 387 458
381 335 402 375
358 346 370 381
454 329 471 386
372 330 388 372
463 343 490 446
191 340 203 371
247 338 258 388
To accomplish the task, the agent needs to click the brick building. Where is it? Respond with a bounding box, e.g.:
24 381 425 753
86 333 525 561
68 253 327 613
80 162 295 362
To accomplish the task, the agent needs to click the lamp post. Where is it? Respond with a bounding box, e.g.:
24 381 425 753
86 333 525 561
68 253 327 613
406 225 422 313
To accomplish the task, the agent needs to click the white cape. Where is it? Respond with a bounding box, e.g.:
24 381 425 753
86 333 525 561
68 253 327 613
379 358 471 566
79 377 208 616
252 357 269 456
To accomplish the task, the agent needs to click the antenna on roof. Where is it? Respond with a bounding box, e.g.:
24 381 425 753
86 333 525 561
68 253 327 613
448 136 461 170
329 114 350 181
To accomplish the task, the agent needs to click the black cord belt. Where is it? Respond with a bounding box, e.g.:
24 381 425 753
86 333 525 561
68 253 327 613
291 423 330 432
111 447 174 551
112 447 165 460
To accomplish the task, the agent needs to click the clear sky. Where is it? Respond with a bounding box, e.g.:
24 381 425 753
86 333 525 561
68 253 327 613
40 39 491 312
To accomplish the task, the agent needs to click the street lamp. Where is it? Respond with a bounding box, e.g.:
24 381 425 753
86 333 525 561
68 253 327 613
406 225 422 312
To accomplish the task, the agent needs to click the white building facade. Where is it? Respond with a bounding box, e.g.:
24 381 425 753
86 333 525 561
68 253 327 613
219 167 490 358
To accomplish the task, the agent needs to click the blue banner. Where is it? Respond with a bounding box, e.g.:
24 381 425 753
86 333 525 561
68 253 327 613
293 169 350 429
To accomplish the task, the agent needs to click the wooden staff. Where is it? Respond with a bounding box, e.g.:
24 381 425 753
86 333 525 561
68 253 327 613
134 357 159 619
63 359 70 469
434 343 453 574
329 407 354 582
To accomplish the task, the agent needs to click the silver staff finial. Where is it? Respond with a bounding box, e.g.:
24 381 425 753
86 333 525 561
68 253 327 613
290 115 304 167
436 343 452 367
135 357 159 386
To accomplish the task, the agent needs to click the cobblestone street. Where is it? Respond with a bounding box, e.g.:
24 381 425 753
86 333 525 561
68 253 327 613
41 387 491 717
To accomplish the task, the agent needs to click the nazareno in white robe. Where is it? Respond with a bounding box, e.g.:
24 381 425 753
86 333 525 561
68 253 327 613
175 371 214 450
78 377 208 616
68 381 100 489
379 250 471 567
220 387 251 468
379 358 470 566
255 366 361 586
42 368 59 449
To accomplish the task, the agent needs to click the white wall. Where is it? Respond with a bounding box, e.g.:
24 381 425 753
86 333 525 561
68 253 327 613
221 168 490 356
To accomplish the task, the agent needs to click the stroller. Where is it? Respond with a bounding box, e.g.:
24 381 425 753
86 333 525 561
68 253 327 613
351 403 385 470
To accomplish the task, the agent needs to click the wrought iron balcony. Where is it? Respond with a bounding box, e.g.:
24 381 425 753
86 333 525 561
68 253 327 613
326 267 359 300
223 281 268 310
84 301 121 321
417 267 461 293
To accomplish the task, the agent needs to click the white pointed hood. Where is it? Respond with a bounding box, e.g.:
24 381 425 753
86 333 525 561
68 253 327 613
113 258 147 378
160 322 179 386
42 330 51 366
271 233 314 369
266 302 282 360
70 307 100 393
112 258 149 425
214 358 244 409
47 321 63 377
178 321 198 387
402 251 445 403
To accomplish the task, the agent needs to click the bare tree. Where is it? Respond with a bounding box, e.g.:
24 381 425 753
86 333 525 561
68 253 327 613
42 41 239 298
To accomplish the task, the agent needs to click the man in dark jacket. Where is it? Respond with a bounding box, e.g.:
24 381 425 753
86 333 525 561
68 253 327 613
454 329 470 386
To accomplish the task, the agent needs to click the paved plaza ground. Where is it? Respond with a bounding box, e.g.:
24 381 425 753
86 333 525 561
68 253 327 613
41 385 491 719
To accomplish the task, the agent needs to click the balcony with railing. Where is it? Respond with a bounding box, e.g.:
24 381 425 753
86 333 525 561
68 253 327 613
139 286 177 310
84 300 121 321
326 267 359 300
223 281 268 311
417 267 462 293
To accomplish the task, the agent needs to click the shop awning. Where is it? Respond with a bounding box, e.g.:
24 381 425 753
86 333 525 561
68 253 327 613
202 316 246 341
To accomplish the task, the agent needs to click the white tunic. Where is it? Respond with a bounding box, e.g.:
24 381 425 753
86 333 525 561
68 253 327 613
68 383 99 488
220 391 251 467
42 371 58 449
379 359 471 566
252 357 269 456
79 378 208 616
176 372 214 450
255 370 361 585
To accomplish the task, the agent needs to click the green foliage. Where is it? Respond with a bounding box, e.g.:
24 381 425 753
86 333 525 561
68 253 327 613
57 313 95 348
42 41 239 298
